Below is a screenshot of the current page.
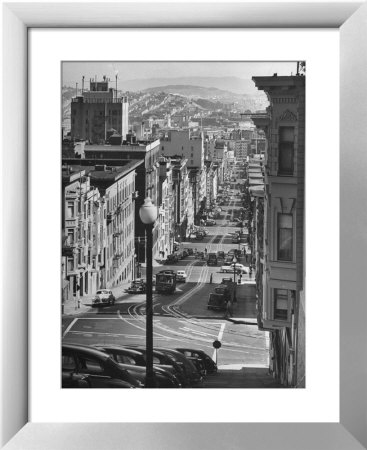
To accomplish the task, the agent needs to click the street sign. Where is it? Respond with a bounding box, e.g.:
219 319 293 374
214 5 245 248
213 340 221 349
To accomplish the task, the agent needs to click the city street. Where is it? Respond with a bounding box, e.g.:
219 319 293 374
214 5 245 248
62 189 281 387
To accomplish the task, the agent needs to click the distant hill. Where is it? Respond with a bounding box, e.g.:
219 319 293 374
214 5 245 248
122 76 260 96
142 84 243 101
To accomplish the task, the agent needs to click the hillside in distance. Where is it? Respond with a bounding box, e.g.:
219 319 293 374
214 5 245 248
123 76 260 96
142 84 245 101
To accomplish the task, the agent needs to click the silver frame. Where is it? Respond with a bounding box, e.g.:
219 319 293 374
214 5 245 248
2 2 367 449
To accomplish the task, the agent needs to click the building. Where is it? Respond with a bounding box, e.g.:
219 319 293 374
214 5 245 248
171 157 190 241
160 130 206 223
82 139 161 261
158 156 175 256
87 162 140 288
71 77 129 143
252 74 306 388
62 166 105 303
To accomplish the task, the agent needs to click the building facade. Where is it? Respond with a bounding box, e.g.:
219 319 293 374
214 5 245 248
71 77 129 143
252 75 306 388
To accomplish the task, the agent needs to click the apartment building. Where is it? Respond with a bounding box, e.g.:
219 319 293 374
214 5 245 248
62 166 106 302
252 75 306 388
71 77 129 143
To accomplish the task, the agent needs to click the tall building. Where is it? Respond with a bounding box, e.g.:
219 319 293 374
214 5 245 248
252 75 306 388
160 130 206 222
71 77 129 143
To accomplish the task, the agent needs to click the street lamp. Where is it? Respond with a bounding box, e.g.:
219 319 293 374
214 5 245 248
139 197 158 388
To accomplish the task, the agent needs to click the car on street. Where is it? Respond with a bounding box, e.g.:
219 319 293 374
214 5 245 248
217 250 225 260
62 343 142 388
125 346 190 387
231 263 247 273
224 255 233 264
214 284 231 301
176 348 217 374
93 345 182 388
195 232 205 240
166 254 178 264
207 293 227 311
176 270 187 282
157 348 203 386
186 247 194 255
92 289 115 307
207 253 217 266
221 263 247 273
125 283 146 294
205 219 216 226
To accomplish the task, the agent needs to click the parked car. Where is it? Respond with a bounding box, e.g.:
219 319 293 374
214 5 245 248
62 343 141 388
125 282 146 294
126 346 189 387
214 284 231 301
176 348 217 374
196 232 205 240
205 219 216 226
230 263 247 273
94 345 182 388
207 253 217 266
176 270 187 283
221 265 234 273
186 247 194 255
157 348 203 386
217 251 225 260
207 293 227 311
92 289 115 307
166 254 178 264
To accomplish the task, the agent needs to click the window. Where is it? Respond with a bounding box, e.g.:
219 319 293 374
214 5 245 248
78 356 104 375
274 289 291 321
67 201 75 218
115 354 136 365
62 353 77 372
278 127 294 175
277 213 293 261
67 229 74 245
67 258 74 272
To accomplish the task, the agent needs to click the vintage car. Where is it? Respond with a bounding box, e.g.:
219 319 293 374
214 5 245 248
92 289 115 307
207 293 227 311
176 270 188 283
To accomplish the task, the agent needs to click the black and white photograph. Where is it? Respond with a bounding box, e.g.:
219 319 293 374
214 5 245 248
61 61 305 389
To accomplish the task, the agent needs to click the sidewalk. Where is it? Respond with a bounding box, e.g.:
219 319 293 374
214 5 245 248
228 280 258 325
62 259 165 316
62 279 131 316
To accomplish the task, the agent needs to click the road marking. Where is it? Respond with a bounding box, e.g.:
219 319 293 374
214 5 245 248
62 318 78 338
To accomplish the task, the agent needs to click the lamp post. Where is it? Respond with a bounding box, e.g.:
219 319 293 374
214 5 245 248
139 197 158 388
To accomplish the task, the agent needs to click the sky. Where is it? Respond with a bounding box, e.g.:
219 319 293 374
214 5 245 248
62 61 297 87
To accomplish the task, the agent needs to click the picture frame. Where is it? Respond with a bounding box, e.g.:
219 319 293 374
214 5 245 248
2 2 366 449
